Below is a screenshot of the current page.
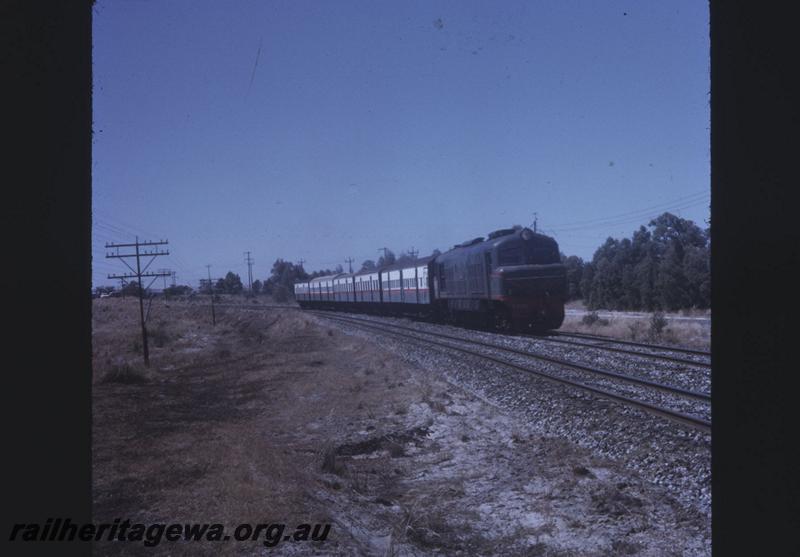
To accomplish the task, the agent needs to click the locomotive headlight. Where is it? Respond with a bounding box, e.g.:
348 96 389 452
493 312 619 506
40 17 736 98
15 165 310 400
521 229 532 240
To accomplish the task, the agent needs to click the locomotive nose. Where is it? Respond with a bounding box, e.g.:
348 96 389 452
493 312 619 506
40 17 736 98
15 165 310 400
494 263 567 330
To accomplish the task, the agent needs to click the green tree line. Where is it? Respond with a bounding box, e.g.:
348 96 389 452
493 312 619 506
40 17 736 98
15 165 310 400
564 212 710 311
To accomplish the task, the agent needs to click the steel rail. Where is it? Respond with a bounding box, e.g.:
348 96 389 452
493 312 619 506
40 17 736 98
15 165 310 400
312 311 710 402
190 302 709 365
311 312 711 433
522 332 711 368
556 331 710 357
291 305 710 365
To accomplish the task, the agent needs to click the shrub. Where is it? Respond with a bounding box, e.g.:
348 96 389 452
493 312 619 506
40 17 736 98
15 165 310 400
582 311 600 326
627 321 645 341
272 284 290 303
149 323 170 348
582 311 609 327
320 444 344 476
101 363 148 385
649 311 668 339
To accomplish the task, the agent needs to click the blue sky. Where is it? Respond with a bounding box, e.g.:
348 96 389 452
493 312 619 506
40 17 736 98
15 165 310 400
92 0 709 288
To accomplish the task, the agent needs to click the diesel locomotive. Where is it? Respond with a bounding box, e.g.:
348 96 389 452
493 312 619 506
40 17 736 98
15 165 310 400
293 227 567 331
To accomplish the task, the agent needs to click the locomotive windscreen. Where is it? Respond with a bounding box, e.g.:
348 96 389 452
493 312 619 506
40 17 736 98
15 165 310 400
526 243 560 264
498 237 560 266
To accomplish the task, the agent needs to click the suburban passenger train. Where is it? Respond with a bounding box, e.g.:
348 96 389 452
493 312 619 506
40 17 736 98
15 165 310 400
293 227 567 331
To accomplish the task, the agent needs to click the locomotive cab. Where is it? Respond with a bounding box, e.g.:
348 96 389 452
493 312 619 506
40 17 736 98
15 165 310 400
488 228 566 331
433 226 567 331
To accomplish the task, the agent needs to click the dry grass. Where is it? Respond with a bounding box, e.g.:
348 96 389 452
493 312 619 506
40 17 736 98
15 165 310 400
91 298 433 555
93 300 338 554
386 491 469 555
560 303 710 351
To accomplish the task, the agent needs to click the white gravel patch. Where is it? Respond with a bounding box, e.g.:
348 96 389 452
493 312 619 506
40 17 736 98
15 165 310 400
317 312 711 519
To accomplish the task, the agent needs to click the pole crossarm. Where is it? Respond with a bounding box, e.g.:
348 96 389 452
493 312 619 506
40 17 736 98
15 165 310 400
105 251 169 258
108 272 172 280
105 240 169 248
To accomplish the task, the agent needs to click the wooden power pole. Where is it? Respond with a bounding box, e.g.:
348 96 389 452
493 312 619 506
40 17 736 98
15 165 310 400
205 265 218 326
106 237 170 367
244 251 254 292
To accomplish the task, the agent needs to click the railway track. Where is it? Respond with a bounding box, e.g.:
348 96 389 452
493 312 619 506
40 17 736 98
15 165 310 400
528 331 711 368
308 310 711 433
555 330 710 357
205 304 709 367
190 303 710 431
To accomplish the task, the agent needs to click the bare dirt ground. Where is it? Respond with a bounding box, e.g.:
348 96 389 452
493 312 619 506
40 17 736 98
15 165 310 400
93 298 709 555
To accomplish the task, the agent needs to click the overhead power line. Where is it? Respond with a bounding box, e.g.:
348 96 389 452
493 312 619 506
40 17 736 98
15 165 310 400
548 191 708 230
93 214 165 241
549 194 709 234
93 218 196 276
